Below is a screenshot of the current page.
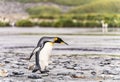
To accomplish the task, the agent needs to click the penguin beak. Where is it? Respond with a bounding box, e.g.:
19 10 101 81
61 41 68 45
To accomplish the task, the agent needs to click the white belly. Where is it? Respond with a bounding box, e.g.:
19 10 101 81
39 42 53 70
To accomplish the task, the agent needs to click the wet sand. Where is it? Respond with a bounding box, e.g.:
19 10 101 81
0 53 120 82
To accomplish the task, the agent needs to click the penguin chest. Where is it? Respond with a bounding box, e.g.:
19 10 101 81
39 42 53 61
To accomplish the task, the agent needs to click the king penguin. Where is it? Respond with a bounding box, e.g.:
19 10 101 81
28 36 68 73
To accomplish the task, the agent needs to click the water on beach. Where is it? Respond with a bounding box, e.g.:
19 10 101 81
0 27 120 56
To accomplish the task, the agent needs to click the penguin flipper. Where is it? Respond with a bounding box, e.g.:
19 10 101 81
29 53 34 60
29 47 41 60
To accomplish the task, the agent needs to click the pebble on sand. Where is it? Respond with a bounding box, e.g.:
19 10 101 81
0 69 8 77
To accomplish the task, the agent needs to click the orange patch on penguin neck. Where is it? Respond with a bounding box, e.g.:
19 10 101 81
49 42 54 46
54 37 58 42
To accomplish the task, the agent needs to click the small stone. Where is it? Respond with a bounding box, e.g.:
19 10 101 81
11 64 19 68
57 75 64 80
99 59 111 66
28 74 42 79
102 70 119 75
41 73 49 77
91 71 96 75
0 69 8 77
72 72 85 79
28 64 34 70
4 61 10 63
12 71 24 75
16 63 25 66
74 67 81 70
102 70 109 74
0 63 4 67
52 60 59 64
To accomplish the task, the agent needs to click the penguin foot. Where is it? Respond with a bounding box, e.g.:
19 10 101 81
32 69 38 73
32 68 40 73
32 65 42 73
41 70 49 73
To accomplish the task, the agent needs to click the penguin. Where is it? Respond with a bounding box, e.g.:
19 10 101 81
29 36 68 73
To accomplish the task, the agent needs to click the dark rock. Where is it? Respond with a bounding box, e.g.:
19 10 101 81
4 61 10 63
16 63 25 66
12 71 24 75
91 71 96 75
99 59 111 66
52 60 60 64
73 64 78 67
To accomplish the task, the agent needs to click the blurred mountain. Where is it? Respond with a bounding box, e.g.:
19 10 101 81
0 0 28 21
0 0 70 21
69 0 120 14
0 0 120 21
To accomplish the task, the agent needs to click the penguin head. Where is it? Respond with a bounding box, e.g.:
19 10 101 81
53 37 68 45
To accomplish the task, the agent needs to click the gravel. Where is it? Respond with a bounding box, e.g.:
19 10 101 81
0 53 120 82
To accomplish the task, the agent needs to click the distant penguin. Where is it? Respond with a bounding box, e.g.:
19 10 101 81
29 36 68 73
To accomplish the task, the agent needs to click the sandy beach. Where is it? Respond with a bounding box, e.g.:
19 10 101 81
0 27 119 82
0 53 120 82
